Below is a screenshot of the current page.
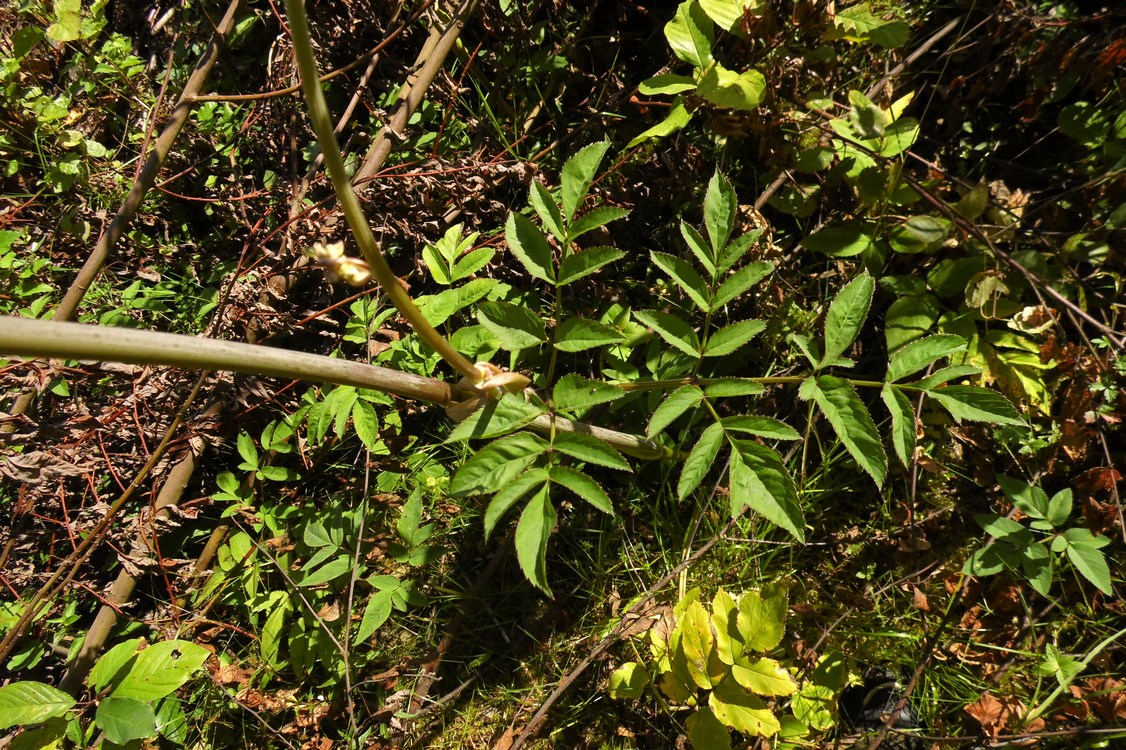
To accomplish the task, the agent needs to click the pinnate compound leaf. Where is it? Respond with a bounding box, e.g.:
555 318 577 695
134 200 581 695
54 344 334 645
634 309 700 357
705 171 737 254
648 385 705 437
709 681 781 736
0 682 75 730
557 246 625 285
678 422 724 501
483 469 547 540
886 334 967 381
112 641 210 702
529 181 564 242
515 485 557 594
881 383 916 469
477 301 547 350
731 656 798 696
651 251 711 312
926 385 1024 426
554 316 624 352
549 466 613 514
687 706 733 750
665 0 714 68
551 431 631 471
447 394 546 442
552 374 625 413
720 415 800 440
712 261 774 310
703 319 766 357
450 432 548 497
96 696 157 745
729 440 804 541
505 212 555 283
569 206 630 241
823 272 874 365
560 141 610 223
799 375 887 487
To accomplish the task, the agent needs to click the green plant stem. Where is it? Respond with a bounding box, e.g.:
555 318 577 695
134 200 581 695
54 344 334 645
284 0 478 382
614 375 888 392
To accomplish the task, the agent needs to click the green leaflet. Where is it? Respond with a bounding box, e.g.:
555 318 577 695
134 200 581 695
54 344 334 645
515 485 557 594
799 375 887 487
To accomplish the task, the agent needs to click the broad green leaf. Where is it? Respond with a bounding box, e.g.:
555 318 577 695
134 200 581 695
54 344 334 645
112 641 210 702
303 519 338 549
549 466 613 514
799 376 887 487
887 215 950 254
7 715 67 750
879 117 920 157
834 3 909 48
451 246 494 283
354 589 394 643
450 432 548 496
731 656 798 696
886 334 967 381
638 74 697 95
417 278 497 326
735 584 787 651
236 431 258 468
697 64 766 111
554 316 624 352
976 514 1034 544
1047 489 1073 528
884 294 940 353
709 681 781 736
679 599 717 689
651 251 711 312
848 90 887 138
729 441 804 541
704 379 765 397
1021 542 1053 597
552 374 626 413
627 96 694 148
927 385 1024 426
483 469 547 540
705 171 737 255
665 0 714 68
700 0 764 32
557 246 626 285
712 261 774 310
686 706 732 750
529 181 565 242
515 485 557 594
0 682 75 730
447 393 546 442
1063 538 1113 595
881 383 916 468
569 206 630 241
648 385 705 437
998 474 1049 519
787 332 819 365
96 696 157 745
608 662 650 699
89 639 143 692
634 309 700 357
560 141 610 223
703 319 765 357
352 399 380 453
823 272 874 365
422 243 451 285
681 220 714 275
678 422 724 500
867 19 910 48
716 229 763 275
964 542 1018 577
505 212 555 283
800 221 877 257
720 415 800 440
46 0 82 42
477 301 547 350
260 597 289 668
551 431 631 471
298 555 352 587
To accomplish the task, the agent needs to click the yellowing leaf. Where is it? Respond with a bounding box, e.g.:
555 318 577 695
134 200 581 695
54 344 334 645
731 656 797 696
